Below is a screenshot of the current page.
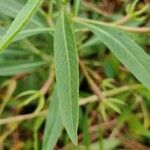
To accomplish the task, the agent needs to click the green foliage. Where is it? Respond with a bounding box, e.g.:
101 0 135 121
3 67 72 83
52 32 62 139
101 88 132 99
0 61 46 76
0 0 150 149
54 8 79 144
78 21 150 89
0 27 53 42
43 88 63 150
0 0 42 52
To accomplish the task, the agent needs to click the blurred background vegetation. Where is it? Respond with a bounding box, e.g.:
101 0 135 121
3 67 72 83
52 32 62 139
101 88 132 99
0 0 150 149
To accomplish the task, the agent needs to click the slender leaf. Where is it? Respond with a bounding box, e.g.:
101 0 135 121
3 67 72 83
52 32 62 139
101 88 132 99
14 28 53 41
0 61 46 76
0 0 42 52
0 0 43 27
105 101 121 114
73 0 81 16
108 98 125 105
0 49 30 59
0 27 53 42
79 21 150 89
43 88 63 150
54 9 79 144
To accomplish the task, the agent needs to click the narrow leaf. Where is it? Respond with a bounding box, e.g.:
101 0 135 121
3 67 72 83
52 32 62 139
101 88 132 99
54 9 79 144
0 0 43 27
0 0 42 52
108 98 125 105
0 61 46 76
43 88 63 150
79 21 150 89
0 27 53 42
0 49 30 59
105 101 121 114
73 0 81 16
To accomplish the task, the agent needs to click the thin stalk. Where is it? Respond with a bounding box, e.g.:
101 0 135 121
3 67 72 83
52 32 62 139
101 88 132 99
0 80 17 115
0 84 143 125
81 1 109 17
80 60 104 102
40 65 55 95
0 110 48 125
23 40 50 61
75 17 150 34
79 84 143 106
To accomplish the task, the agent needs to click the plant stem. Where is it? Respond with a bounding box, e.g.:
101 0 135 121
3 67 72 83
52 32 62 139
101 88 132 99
23 39 50 61
79 84 143 106
82 1 109 17
0 84 143 125
40 65 55 95
113 15 131 25
79 60 104 102
0 110 48 125
75 17 150 34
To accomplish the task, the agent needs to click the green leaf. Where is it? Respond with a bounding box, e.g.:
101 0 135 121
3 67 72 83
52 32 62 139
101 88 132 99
54 9 79 145
0 0 43 27
105 100 121 114
34 117 45 150
73 0 81 16
0 0 42 52
14 28 53 41
0 0 24 18
43 88 63 150
78 21 150 89
108 98 125 105
82 112 90 149
128 115 150 138
0 61 46 76
99 103 107 121
88 138 120 150
0 27 53 42
0 49 30 59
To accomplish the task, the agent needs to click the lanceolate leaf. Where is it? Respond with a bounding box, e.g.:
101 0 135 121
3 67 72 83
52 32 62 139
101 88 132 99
0 61 46 76
79 22 150 89
0 0 43 27
43 88 63 150
54 9 79 144
14 28 53 41
0 27 53 42
0 0 42 52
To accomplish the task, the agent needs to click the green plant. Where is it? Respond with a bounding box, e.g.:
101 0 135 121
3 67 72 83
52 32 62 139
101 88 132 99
0 0 150 149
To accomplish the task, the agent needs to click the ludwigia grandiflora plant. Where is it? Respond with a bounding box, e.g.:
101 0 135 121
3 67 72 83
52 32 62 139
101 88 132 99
0 0 150 149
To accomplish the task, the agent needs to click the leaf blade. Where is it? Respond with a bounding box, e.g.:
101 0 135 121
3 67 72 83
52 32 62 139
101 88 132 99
0 0 43 27
43 88 63 150
54 9 79 144
0 27 53 42
0 61 46 76
0 0 42 52
79 21 150 89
